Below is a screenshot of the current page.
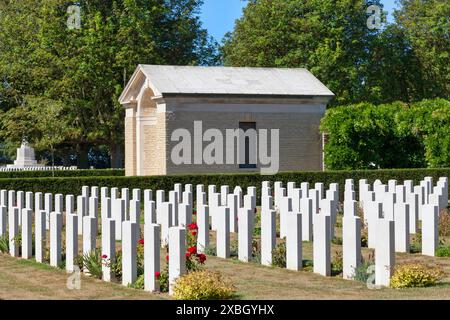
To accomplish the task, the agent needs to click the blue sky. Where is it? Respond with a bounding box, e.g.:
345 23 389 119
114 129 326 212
200 0 400 42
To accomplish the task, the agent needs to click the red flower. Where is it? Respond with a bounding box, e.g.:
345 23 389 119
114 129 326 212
193 209 197 216
154 272 161 279
187 223 198 231
191 231 197 237
185 252 191 258
197 253 206 264
166 255 169 262
101 254 108 259
188 246 197 255
138 239 144 245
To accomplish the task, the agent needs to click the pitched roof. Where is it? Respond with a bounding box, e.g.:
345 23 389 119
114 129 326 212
119 65 334 103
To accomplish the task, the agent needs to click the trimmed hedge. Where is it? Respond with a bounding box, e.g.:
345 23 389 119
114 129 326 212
0 168 448 201
0 169 125 179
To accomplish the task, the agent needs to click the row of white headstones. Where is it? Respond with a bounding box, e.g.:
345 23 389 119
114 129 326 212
0 176 448 294
0 166 77 172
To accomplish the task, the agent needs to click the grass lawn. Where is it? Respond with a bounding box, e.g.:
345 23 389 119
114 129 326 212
0 206 449 300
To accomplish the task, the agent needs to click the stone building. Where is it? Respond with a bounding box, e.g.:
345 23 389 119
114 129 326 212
119 65 334 176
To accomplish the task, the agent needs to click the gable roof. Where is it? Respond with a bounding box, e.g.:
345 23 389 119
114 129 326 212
119 65 335 104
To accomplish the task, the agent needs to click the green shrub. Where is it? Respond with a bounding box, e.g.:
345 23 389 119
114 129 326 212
230 240 238 258
353 253 375 282
320 99 450 170
110 251 123 281
331 251 343 276
271 241 286 268
204 244 217 257
331 236 342 245
0 235 9 253
436 245 450 257
130 274 145 290
410 232 422 254
82 249 103 279
172 270 236 300
302 259 314 272
390 264 443 288
439 208 450 238
0 168 447 205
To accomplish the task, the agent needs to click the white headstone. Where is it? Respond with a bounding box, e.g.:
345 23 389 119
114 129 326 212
279 196 292 239
216 206 230 259
169 226 186 295
315 182 324 200
25 192 33 211
77 195 86 235
422 204 439 256
122 221 138 286
343 215 361 280
66 213 78 272
169 191 179 226
382 192 395 221
89 196 98 218
35 192 43 213
121 188 130 219
375 219 395 287
8 207 19 257
21 208 32 259
161 202 173 246
156 190 165 224
406 192 419 234
287 182 296 197
144 200 156 225
300 197 313 241
113 198 125 241
238 208 252 262
44 193 53 230
91 186 99 198
227 194 238 233
286 212 302 271
102 218 116 282
313 214 331 276
50 212 62 267
132 188 141 201
394 202 410 253
144 223 160 292
66 195 75 214
220 186 229 206
261 207 276 266
0 206 6 237
197 205 209 253
82 216 97 259
130 199 141 244
35 210 46 263
178 203 192 228
16 191 24 225
111 187 119 201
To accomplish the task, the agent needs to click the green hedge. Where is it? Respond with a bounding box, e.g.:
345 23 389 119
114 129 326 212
0 169 125 179
0 168 448 201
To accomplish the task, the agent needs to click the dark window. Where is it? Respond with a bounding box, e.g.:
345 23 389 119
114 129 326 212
239 122 257 169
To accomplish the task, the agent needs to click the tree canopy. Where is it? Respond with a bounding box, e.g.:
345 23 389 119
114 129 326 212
222 0 449 105
0 0 218 168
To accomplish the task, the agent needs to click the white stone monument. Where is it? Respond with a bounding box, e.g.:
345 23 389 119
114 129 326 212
7 141 44 168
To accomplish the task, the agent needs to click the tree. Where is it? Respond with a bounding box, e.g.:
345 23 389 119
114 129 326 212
394 0 449 100
222 0 384 106
0 96 71 168
0 0 218 168
362 24 427 104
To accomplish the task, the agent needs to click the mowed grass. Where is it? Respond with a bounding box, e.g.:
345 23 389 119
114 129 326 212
1 206 450 300
0 253 166 300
